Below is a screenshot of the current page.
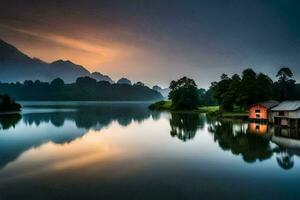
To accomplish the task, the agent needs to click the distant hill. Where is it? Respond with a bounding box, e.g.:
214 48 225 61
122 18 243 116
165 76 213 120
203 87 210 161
91 72 114 83
152 85 170 98
0 39 113 83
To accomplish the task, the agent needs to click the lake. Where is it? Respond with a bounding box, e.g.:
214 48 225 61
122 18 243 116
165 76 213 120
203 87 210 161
0 102 300 200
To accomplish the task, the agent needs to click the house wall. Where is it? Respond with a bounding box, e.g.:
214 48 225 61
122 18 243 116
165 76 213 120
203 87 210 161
249 105 268 120
271 110 300 120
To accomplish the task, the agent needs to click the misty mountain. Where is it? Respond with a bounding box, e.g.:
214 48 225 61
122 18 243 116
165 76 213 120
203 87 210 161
152 85 170 98
49 60 90 83
0 39 113 83
91 72 114 83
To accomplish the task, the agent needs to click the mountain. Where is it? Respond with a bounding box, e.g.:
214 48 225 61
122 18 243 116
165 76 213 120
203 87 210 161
152 85 170 98
117 78 132 85
49 60 90 83
0 39 51 82
0 39 113 83
90 72 114 83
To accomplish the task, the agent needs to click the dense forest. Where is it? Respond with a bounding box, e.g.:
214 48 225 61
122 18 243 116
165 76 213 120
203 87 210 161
0 76 163 101
207 67 300 111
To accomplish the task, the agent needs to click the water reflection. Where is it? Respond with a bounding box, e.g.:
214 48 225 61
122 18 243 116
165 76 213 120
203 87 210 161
272 127 300 170
0 114 21 130
169 113 204 142
23 103 159 129
2 104 300 199
207 119 273 163
1 103 300 173
0 103 160 170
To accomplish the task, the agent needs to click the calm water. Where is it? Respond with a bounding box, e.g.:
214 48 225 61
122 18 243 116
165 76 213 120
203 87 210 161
0 102 300 200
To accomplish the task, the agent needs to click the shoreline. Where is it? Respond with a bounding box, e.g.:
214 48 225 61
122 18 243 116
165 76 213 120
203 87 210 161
149 100 248 118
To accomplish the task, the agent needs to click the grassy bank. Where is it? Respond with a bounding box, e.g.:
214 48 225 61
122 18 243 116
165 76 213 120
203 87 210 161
149 100 248 118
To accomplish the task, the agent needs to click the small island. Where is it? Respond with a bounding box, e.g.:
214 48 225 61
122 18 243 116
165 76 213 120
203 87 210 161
0 94 21 112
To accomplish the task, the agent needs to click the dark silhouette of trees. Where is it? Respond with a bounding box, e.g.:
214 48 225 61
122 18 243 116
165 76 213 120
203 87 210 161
0 114 21 129
50 78 64 89
273 67 296 101
169 77 199 110
0 94 21 112
0 77 163 101
211 67 297 111
198 88 217 106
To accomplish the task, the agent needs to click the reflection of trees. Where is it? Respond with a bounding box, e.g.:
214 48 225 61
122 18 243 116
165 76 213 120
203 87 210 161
273 147 294 170
0 114 21 130
169 113 204 142
208 120 273 163
23 103 154 129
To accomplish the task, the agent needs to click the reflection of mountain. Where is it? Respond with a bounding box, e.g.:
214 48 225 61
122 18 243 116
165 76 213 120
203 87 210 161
23 103 155 129
0 114 21 130
208 120 273 163
0 122 87 170
0 103 157 170
169 113 204 142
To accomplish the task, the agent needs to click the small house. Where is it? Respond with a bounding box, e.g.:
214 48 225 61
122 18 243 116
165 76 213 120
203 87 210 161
249 100 279 121
271 101 300 128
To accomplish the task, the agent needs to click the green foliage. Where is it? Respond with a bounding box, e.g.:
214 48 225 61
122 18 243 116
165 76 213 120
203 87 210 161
169 77 199 110
197 88 217 106
0 94 21 112
211 67 297 112
148 100 172 110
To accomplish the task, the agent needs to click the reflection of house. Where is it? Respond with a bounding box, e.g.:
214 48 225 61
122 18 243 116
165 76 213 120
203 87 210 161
249 100 279 121
248 122 268 135
271 101 300 128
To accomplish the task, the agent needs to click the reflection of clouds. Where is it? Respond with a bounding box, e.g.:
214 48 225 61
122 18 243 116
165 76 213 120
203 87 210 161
0 103 158 171
0 121 87 170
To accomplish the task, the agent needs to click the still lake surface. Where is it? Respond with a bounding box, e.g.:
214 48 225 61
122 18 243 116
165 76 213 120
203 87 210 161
0 102 300 200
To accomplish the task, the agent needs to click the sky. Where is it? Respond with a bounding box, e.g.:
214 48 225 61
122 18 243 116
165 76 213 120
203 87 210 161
0 0 300 88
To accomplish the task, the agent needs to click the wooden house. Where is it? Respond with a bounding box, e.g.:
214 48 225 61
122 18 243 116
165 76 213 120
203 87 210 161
271 101 300 128
249 100 279 121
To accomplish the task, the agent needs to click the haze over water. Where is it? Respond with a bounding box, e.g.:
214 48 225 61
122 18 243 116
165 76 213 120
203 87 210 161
0 102 299 200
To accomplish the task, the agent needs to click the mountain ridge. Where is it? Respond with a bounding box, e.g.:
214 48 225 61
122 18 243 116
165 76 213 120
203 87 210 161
0 39 114 83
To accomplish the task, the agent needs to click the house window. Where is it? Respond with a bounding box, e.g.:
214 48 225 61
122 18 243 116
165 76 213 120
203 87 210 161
255 110 260 113
279 111 285 116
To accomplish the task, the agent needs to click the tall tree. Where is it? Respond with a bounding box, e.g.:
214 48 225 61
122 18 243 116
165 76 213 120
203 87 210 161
169 77 199 110
273 67 296 101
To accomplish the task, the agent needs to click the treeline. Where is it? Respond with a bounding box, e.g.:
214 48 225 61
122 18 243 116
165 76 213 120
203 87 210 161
0 77 163 101
209 67 300 111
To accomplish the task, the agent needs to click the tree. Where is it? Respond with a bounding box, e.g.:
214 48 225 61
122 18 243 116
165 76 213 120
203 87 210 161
76 76 97 87
168 77 199 110
0 94 21 112
256 73 273 102
211 74 233 111
273 67 296 101
50 78 64 89
276 67 293 82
